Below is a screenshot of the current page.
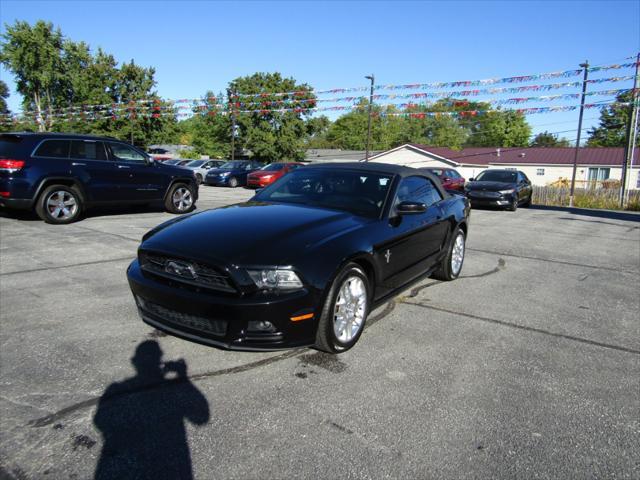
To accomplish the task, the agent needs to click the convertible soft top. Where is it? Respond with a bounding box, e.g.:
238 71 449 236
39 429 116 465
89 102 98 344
303 161 448 197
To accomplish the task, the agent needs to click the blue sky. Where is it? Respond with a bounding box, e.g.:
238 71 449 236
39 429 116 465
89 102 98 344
1 0 638 140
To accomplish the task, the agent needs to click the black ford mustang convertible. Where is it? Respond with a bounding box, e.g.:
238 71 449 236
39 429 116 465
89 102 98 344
127 163 470 353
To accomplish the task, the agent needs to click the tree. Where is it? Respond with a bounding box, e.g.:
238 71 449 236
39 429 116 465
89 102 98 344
0 80 9 114
530 131 571 147
178 91 231 158
1 20 177 147
587 91 637 147
0 20 65 130
229 72 316 162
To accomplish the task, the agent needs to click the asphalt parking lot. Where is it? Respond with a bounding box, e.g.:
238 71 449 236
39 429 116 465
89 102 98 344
1 186 639 479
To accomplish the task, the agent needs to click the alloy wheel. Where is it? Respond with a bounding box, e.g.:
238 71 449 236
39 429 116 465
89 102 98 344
172 187 193 212
451 232 465 276
46 190 78 220
333 276 367 343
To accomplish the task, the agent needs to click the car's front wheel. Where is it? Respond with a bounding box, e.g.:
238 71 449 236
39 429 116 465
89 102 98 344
508 197 518 212
315 263 370 354
35 185 83 224
228 177 239 188
432 227 465 281
165 183 195 214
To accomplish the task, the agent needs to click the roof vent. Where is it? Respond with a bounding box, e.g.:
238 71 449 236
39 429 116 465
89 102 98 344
519 153 526 157
496 148 501 157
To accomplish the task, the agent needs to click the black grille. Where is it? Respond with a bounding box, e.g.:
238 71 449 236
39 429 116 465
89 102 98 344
141 300 227 336
139 252 236 293
468 190 501 199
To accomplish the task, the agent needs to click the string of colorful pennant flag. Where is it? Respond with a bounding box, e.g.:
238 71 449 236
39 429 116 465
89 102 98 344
1 100 632 124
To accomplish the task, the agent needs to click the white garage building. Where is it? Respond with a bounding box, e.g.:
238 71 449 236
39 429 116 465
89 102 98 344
368 144 640 189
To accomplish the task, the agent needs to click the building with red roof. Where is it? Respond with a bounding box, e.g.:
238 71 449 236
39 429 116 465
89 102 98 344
368 144 639 189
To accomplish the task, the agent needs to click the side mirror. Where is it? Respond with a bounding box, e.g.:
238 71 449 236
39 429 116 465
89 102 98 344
469 177 474 182
397 201 427 214
145 156 155 166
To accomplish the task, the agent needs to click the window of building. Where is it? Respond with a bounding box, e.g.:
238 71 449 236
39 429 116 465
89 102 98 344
536 168 545 176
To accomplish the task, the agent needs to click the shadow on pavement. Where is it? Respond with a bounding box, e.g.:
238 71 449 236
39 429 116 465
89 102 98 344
529 204 640 223
93 340 210 480
0 204 167 222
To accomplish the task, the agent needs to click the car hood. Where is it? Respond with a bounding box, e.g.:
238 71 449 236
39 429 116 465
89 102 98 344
141 202 370 267
466 181 516 191
157 163 195 175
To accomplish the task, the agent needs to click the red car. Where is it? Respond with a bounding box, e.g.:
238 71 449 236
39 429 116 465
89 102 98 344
246 162 304 188
419 167 465 192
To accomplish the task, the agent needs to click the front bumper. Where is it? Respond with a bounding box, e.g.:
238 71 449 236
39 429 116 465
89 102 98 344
127 259 319 350
466 191 514 208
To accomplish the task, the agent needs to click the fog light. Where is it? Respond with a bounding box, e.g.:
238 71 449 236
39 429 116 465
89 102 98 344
247 320 276 332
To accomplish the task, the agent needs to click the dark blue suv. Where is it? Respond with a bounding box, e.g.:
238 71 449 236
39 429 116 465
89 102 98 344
203 160 263 187
0 132 198 224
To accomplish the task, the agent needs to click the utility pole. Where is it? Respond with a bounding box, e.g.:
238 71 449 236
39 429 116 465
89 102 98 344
620 53 640 208
228 88 236 161
569 61 589 207
365 74 375 161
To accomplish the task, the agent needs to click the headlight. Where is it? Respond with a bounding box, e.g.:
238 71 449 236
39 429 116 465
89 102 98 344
220 171 230 177
247 269 303 290
499 189 516 195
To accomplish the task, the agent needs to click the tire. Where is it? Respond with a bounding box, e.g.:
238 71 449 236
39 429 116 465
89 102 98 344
432 227 465 281
35 184 83 224
228 177 239 188
164 183 196 214
508 197 518 212
195 174 203 185
315 263 370 354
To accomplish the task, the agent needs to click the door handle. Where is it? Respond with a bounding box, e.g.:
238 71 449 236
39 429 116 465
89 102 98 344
71 162 86 166
117 165 131 169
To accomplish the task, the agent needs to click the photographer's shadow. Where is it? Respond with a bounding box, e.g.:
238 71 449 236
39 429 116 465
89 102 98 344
93 340 210 480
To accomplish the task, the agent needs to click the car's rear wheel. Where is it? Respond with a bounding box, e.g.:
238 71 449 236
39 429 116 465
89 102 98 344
35 185 83 224
165 183 195 214
432 227 465 281
315 263 370 354
228 177 239 188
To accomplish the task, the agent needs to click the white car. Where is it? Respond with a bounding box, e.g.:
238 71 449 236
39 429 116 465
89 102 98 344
182 160 226 184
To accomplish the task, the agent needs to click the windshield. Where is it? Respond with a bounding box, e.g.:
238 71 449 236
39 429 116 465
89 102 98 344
220 161 247 169
475 170 517 183
261 163 286 171
253 168 393 218
186 160 205 167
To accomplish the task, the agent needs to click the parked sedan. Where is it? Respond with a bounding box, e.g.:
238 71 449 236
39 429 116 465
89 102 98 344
203 160 263 187
419 167 465 192
127 163 470 353
182 160 226 184
246 162 304 189
465 169 532 211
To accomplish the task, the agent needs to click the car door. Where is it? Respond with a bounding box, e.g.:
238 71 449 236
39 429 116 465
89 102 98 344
68 140 119 202
106 142 164 201
516 172 531 202
375 175 449 290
